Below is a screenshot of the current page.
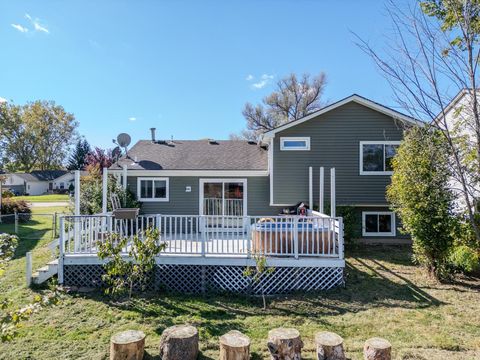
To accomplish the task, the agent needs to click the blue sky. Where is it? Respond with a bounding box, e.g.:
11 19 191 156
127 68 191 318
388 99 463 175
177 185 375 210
0 0 413 148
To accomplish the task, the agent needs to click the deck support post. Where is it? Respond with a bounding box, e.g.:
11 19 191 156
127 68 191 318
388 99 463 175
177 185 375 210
58 216 64 284
293 217 299 259
319 167 324 214
122 165 127 207
74 170 81 252
308 166 313 210
330 168 336 218
102 167 108 214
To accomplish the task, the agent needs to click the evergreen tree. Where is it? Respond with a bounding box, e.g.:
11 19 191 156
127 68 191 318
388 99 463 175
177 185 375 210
67 138 91 170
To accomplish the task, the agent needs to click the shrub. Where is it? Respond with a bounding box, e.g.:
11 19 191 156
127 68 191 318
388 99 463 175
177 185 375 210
0 199 31 223
387 126 456 279
0 233 18 275
97 228 165 299
449 245 480 273
1 190 14 198
336 205 359 243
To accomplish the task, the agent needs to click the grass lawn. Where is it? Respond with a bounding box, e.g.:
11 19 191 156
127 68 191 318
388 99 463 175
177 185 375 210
14 194 70 202
0 209 479 359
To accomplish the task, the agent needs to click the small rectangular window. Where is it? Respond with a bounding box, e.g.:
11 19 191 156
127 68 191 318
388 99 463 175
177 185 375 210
362 211 396 236
360 141 400 175
137 177 169 201
280 137 310 151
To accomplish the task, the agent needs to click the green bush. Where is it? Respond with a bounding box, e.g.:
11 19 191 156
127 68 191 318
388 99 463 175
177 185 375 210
387 126 456 279
449 245 479 273
0 233 18 275
1 190 14 198
0 199 31 223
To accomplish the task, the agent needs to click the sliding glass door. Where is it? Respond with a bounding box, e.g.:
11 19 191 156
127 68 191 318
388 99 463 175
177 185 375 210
200 179 246 229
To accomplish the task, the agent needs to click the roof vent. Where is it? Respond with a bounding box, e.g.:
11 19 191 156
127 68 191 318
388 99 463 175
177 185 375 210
150 128 156 142
247 140 257 145
208 139 218 145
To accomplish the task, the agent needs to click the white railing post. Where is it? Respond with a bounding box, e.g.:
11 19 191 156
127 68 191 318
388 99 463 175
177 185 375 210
26 251 32 287
58 217 65 284
246 216 251 257
293 217 299 259
308 166 313 209
156 214 161 242
319 167 324 214
338 217 344 259
330 168 336 218
201 216 206 257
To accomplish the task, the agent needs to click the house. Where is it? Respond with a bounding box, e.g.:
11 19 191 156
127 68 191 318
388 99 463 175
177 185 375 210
2 170 74 195
55 93 424 293
109 94 421 242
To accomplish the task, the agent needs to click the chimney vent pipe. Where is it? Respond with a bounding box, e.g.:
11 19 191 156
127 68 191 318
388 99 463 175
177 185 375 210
150 128 156 142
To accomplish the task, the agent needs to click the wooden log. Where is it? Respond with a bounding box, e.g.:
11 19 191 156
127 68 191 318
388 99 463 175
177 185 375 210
315 331 345 360
363 338 391 360
219 330 250 360
267 327 303 360
110 330 145 360
159 325 199 360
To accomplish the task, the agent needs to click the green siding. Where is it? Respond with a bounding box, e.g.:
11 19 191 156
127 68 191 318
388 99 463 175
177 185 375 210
127 175 282 216
272 101 405 206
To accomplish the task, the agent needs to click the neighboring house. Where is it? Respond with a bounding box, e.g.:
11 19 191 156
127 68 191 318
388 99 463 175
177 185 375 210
110 94 421 242
3 170 70 195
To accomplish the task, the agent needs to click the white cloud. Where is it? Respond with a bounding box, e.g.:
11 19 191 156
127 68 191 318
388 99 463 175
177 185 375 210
245 74 254 81
33 22 49 33
23 13 50 34
252 74 274 89
0 97 7 103
128 117 137 122
11 24 28 33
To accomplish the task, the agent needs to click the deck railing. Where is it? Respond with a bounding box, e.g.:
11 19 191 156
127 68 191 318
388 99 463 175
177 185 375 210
59 213 343 259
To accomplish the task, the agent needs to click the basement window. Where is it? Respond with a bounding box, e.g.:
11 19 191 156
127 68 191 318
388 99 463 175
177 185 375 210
362 211 396 237
280 137 310 151
137 177 169 202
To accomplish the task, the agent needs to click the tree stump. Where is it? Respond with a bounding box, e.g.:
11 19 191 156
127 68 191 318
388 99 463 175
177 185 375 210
219 330 250 360
159 325 199 360
110 330 145 360
267 328 303 360
315 331 346 360
363 338 391 360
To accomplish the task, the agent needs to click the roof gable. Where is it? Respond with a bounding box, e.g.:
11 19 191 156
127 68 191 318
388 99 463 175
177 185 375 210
263 94 423 137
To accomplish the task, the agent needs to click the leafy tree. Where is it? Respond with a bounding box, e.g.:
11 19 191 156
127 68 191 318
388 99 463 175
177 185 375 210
97 228 165 299
85 147 113 174
356 0 480 250
0 101 78 171
387 127 456 279
239 73 326 140
243 254 275 310
67 138 91 170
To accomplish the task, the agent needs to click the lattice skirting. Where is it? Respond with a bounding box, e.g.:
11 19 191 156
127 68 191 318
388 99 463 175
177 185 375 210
64 265 344 295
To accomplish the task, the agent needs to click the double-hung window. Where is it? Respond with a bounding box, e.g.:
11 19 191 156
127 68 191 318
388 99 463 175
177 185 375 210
280 137 310 151
137 177 169 202
362 211 396 236
360 141 400 175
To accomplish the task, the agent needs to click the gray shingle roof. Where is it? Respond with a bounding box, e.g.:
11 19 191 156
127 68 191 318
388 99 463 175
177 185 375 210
110 140 268 171
15 170 68 182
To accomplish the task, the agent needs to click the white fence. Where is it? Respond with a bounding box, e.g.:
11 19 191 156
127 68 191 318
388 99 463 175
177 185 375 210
59 214 344 259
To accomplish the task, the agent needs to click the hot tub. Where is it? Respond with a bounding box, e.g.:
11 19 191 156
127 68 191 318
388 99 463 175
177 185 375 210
251 219 336 255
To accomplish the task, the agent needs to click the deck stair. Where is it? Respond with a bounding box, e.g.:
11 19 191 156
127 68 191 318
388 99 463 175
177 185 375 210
32 259 58 285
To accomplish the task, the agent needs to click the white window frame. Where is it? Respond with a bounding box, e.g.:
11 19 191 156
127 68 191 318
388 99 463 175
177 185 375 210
137 177 169 202
280 137 311 151
359 141 401 175
362 211 396 237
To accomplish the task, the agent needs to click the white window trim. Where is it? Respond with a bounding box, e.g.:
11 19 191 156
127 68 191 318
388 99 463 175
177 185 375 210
137 177 169 202
280 137 311 151
198 178 247 216
362 211 396 237
359 141 401 175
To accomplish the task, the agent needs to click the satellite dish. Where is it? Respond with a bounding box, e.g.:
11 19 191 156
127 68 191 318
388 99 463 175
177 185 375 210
117 133 131 148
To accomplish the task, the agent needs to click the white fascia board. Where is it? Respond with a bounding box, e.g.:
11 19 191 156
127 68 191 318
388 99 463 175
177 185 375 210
108 169 269 177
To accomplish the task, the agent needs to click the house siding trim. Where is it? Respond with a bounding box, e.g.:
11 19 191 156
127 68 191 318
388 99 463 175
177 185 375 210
110 170 268 177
